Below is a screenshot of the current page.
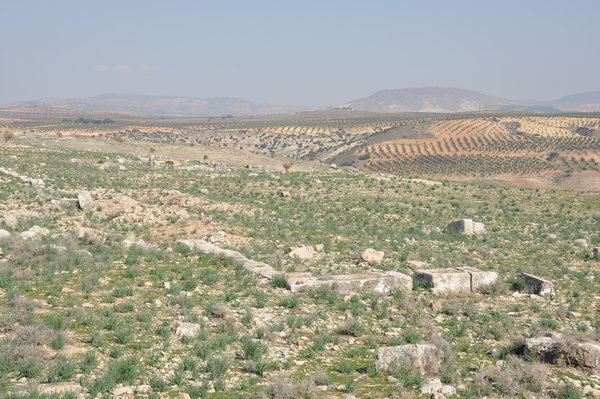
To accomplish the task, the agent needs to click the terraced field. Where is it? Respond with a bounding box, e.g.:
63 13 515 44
358 116 600 178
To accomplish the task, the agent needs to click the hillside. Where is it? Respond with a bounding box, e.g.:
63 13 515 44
0 134 599 398
342 87 516 113
549 92 600 112
7 94 322 117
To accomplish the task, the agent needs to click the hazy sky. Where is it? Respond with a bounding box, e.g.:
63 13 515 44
2 0 599 105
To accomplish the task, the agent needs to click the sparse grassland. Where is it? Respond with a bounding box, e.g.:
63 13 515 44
0 124 599 398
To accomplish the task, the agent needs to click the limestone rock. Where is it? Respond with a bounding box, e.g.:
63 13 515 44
361 248 385 264
77 191 95 210
29 178 45 188
524 334 600 370
574 239 588 248
20 225 50 240
76 227 100 244
415 269 471 295
1 214 20 228
37 382 84 394
176 322 201 338
447 219 485 235
376 344 444 374
112 385 135 397
123 239 151 251
518 272 555 297
288 245 317 261
288 271 412 295
0 229 10 240
455 266 498 292
420 378 443 394
406 260 428 268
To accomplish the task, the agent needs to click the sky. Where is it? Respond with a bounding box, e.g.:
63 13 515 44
1 0 600 106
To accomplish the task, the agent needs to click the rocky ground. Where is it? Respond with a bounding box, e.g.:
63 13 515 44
0 138 599 399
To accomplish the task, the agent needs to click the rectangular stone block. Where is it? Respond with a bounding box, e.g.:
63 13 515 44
455 266 498 292
288 271 412 295
518 272 555 296
447 219 474 235
415 268 471 295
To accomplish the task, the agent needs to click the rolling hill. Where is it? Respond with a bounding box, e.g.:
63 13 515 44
7 94 321 117
342 87 517 113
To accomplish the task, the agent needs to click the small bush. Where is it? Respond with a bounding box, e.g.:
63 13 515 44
271 274 288 289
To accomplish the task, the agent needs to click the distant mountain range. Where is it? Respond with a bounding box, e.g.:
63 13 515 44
7 94 321 117
5 89 600 116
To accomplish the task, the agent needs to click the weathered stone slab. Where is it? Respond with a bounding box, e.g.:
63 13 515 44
376 344 444 374
447 219 474 235
455 266 498 292
78 191 95 210
29 178 45 188
415 268 471 295
524 334 600 370
518 272 555 296
447 219 485 235
179 239 412 295
288 271 412 295
29 382 84 395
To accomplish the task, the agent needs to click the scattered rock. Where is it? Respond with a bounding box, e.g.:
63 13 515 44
420 378 443 394
288 245 318 261
75 227 100 244
122 238 152 251
136 384 152 394
544 233 558 240
406 260 429 268
0 229 10 240
77 191 95 210
1 214 20 228
518 272 555 297
278 191 291 198
29 178 45 188
376 343 444 374
361 248 385 264
20 225 50 240
574 239 588 248
37 382 84 394
176 322 201 338
593 247 600 260
112 385 135 397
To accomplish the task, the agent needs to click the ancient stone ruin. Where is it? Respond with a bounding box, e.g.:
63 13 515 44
446 218 485 235
518 272 555 297
415 267 498 295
